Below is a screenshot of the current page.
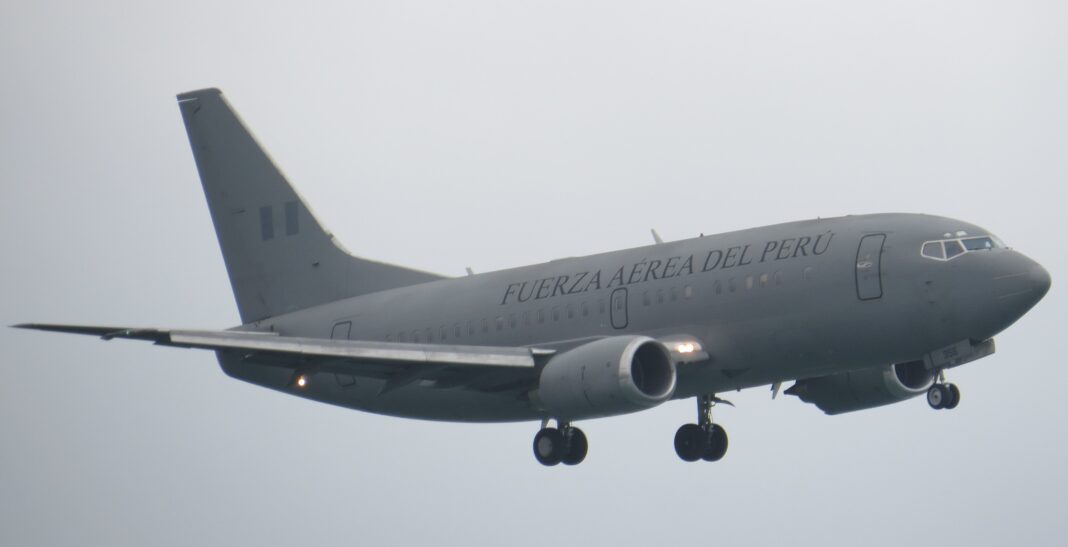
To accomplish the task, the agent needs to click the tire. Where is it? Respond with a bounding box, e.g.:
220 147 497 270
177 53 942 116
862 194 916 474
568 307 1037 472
927 385 946 409
533 428 565 466
945 384 961 410
702 424 729 462
674 423 708 462
562 428 588 466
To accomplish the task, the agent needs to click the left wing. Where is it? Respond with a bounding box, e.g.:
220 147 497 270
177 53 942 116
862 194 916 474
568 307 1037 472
13 323 554 394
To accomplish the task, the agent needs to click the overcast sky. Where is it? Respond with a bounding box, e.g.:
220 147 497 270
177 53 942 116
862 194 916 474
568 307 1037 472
1 1 1065 546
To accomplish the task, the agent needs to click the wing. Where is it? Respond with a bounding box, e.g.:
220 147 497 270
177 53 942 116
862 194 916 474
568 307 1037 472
13 323 555 394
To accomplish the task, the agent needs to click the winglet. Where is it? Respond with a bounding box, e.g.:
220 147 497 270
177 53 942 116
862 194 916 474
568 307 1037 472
651 229 664 244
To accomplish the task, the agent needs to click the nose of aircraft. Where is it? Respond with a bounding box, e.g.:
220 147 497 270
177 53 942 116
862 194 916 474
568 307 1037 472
1031 261 1051 301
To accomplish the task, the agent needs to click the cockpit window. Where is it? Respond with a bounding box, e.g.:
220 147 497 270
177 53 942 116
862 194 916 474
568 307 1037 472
922 242 945 260
921 234 1002 261
962 236 995 251
944 240 965 259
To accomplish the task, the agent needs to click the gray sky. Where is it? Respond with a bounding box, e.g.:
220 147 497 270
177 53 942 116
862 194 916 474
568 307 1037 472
1 1 1065 545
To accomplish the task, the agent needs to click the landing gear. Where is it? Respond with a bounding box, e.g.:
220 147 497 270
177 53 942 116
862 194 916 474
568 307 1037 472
927 381 961 410
675 394 729 463
533 420 588 466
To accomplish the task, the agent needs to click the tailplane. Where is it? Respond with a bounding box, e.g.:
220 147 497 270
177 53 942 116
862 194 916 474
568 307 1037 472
177 88 445 323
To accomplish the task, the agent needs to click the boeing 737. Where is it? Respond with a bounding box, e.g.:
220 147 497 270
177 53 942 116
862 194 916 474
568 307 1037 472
16 88 1051 466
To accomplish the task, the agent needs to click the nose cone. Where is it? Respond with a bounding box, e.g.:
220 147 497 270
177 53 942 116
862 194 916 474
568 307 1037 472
1031 263 1051 301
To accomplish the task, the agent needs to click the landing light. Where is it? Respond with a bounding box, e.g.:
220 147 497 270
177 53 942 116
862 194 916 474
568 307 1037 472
676 343 696 354
296 374 307 388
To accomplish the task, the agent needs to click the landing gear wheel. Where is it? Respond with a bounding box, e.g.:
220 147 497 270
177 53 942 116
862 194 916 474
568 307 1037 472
945 383 961 409
561 427 588 466
927 384 949 409
702 424 729 462
533 428 565 466
674 423 709 462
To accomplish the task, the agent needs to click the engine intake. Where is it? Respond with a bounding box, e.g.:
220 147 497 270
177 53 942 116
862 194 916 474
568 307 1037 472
536 336 676 420
785 360 935 415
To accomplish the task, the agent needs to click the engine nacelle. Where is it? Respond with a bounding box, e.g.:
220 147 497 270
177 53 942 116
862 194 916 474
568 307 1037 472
535 336 676 420
785 360 935 415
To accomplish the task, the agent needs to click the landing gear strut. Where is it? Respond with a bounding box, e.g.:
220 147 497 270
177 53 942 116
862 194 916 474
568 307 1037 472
927 371 961 410
533 420 588 466
674 394 729 462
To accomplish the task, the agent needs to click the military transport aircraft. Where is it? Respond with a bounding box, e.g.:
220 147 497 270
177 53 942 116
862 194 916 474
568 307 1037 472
16 89 1051 466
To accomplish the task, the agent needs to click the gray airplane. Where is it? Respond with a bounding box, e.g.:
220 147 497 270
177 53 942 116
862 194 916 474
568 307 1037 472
16 88 1051 466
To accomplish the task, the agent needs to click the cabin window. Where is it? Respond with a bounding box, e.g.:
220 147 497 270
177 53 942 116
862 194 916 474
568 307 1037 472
523 311 530 326
745 276 754 290
538 309 545 324
455 323 462 338
684 286 693 299
581 302 589 316
509 314 517 328
657 289 665 304
495 316 504 331
425 327 432 341
467 320 474 336
803 267 814 281
714 280 722 295
552 307 560 321
774 271 783 285
962 237 996 251
670 287 678 301
566 304 574 319
482 318 489 333
599 300 606 314
398 331 407 342
728 278 736 292
440 326 447 340
385 334 392 342
759 273 768 288
643 291 651 306
412 330 421 343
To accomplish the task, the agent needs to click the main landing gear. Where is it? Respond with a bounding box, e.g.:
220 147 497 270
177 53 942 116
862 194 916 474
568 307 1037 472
533 420 588 466
674 394 729 462
927 371 961 410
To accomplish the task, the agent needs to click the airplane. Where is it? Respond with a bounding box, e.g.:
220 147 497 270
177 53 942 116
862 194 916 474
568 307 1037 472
15 88 1051 466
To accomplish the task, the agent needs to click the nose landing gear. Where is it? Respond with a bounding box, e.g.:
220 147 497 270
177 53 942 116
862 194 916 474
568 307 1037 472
533 420 588 466
674 394 729 462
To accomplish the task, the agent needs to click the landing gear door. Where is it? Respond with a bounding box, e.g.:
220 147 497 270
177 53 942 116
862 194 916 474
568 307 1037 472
856 234 886 301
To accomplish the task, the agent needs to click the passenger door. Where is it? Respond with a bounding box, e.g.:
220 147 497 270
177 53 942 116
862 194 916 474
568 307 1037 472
855 234 886 300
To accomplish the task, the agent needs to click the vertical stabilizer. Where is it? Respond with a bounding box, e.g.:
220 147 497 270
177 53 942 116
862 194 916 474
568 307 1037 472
177 88 445 323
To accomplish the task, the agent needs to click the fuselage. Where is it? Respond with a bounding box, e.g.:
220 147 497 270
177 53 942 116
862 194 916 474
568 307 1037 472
216 212 1049 422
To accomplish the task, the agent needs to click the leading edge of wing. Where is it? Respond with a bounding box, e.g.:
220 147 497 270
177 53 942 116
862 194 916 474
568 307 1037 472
12 323 549 369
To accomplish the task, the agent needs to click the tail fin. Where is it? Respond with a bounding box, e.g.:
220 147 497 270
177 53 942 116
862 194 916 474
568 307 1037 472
177 88 445 323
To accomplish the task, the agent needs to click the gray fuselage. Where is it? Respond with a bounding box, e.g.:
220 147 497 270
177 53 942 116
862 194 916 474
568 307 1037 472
216 212 1048 422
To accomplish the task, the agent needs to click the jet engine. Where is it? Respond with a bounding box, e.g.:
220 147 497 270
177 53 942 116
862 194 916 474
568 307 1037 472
785 360 935 415
535 336 676 420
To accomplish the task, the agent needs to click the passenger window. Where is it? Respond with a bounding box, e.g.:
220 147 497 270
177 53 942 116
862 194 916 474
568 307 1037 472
728 278 736 292
495 316 504 331
538 309 545 324
440 325 447 340
455 323 462 338
963 237 995 251
684 286 693 299
566 304 574 319
599 300 606 314
467 320 474 336
643 291 651 306
657 289 665 304
581 302 589 317
398 331 407 342
745 276 754 290
670 287 678 301
523 311 530 326
714 280 722 295
552 307 560 321
774 271 782 285
425 328 432 342
803 267 814 281
413 330 420 343
509 314 517 328
482 318 489 333
759 273 768 287
922 241 945 260
945 240 965 259
385 334 392 342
